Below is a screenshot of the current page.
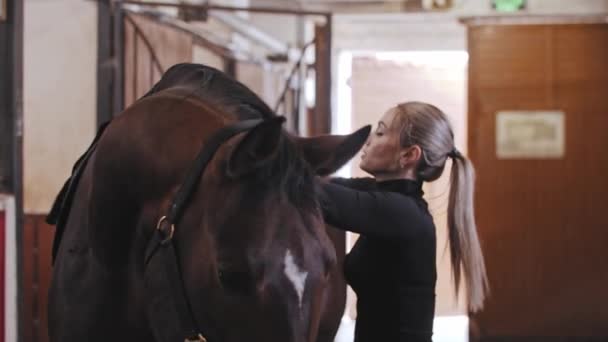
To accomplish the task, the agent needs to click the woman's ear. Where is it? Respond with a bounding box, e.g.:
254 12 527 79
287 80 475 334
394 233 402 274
400 145 422 169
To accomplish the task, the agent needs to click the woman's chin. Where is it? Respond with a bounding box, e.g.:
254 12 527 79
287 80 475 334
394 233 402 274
359 162 369 174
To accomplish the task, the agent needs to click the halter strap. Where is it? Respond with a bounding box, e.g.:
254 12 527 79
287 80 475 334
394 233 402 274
168 118 264 225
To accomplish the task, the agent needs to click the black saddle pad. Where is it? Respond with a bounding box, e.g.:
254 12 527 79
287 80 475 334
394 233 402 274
46 121 110 262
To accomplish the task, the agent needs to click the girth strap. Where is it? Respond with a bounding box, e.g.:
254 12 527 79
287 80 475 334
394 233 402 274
144 119 265 342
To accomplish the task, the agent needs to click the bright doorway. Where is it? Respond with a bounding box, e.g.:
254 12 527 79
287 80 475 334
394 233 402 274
334 50 469 342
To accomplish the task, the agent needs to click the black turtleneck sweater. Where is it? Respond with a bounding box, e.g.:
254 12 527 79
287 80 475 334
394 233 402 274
318 177 437 342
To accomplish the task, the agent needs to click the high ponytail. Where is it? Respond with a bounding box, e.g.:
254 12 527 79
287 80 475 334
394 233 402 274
392 101 489 312
447 152 489 312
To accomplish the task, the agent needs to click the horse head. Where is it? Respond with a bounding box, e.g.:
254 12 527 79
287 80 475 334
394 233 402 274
162 117 369 342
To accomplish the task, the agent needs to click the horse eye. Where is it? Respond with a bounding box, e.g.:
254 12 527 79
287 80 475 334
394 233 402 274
218 268 254 295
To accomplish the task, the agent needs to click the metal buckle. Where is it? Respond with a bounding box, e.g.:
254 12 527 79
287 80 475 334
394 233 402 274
185 334 207 342
156 215 175 244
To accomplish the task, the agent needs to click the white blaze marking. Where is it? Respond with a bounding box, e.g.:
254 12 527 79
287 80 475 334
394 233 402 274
283 249 308 308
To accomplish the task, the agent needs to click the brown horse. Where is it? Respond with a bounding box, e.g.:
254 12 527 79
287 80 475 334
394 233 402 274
47 64 369 342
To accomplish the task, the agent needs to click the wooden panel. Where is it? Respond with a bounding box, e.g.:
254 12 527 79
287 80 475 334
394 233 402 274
123 20 135 108
470 26 549 90
0 210 5 342
38 219 53 342
312 23 332 136
22 215 34 342
468 24 608 340
123 14 193 107
22 215 52 342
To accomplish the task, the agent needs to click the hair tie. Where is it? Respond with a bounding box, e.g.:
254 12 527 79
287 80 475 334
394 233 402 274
448 148 460 159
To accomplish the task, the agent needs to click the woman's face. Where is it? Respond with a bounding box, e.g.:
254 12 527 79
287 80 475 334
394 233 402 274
359 109 402 177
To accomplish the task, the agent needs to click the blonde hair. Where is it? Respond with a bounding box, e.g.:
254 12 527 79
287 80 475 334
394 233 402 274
392 102 489 312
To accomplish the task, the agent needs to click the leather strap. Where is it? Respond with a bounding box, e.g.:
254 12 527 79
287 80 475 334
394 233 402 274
145 231 208 341
144 119 265 341
167 118 263 225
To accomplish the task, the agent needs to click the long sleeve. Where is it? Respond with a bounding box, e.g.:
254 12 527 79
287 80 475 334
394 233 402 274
318 180 432 240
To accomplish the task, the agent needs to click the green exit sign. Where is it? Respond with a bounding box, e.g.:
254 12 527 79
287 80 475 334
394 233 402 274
493 0 526 12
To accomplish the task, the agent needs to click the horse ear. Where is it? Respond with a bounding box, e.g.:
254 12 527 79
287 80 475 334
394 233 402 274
294 125 371 176
226 117 285 178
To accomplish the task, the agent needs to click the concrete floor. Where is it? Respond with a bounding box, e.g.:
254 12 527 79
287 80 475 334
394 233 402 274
334 315 468 342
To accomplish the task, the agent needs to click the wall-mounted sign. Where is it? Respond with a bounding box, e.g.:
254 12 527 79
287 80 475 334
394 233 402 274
0 0 6 21
421 0 454 10
496 111 565 159
492 0 526 12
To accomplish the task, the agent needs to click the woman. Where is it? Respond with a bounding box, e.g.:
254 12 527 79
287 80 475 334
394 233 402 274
318 102 489 342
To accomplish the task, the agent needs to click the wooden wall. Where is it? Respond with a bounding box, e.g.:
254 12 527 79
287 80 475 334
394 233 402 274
467 22 608 340
22 215 52 342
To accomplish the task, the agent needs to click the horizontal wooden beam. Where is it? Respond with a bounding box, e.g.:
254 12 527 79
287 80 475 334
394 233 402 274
113 0 331 17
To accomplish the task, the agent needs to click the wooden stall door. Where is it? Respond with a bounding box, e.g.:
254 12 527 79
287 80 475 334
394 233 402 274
468 23 608 340
123 14 193 107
